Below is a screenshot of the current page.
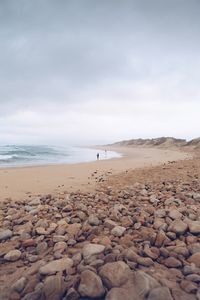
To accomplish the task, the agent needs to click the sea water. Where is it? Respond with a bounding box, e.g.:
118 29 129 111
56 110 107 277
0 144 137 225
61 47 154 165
0 145 121 167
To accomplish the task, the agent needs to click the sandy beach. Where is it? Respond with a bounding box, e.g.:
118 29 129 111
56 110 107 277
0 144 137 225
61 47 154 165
1 146 200 300
0 146 190 200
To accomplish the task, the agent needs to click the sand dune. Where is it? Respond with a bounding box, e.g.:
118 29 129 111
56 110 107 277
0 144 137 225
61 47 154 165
109 136 200 149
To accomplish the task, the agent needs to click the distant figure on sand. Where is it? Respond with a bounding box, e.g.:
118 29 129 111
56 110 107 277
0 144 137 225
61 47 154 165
97 153 99 160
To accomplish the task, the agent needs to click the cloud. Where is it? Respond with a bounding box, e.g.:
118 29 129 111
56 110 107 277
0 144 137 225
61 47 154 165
0 0 200 144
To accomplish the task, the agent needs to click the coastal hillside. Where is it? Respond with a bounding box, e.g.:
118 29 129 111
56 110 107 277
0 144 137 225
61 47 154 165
109 137 200 149
186 138 200 149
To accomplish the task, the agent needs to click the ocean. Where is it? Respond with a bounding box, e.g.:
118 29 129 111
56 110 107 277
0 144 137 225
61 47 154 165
0 145 121 167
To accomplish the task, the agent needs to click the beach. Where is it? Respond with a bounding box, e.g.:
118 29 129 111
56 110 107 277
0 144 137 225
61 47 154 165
0 146 190 200
1 146 200 300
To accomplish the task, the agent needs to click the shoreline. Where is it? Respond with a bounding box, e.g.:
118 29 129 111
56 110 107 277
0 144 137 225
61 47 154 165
0 147 122 170
0 146 191 201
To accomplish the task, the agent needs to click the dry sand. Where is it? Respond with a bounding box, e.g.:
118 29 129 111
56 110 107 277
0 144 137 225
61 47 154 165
0 147 191 200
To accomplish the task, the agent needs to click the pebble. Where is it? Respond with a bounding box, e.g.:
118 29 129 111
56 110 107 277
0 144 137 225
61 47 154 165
188 221 200 234
188 252 200 267
0 229 13 241
39 258 73 275
111 226 126 237
82 243 105 260
168 220 188 235
11 277 28 293
164 257 182 268
4 250 21 262
99 261 132 289
43 274 65 300
78 270 105 298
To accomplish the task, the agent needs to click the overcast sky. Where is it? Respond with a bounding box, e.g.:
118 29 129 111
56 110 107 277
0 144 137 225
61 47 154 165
0 0 200 145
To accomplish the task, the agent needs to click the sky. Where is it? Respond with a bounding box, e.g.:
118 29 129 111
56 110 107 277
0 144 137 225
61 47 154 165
0 0 200 145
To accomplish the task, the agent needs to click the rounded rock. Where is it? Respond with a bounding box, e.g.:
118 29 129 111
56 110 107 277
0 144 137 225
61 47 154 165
78 270 105 298
99 261 132 289
0 229 13 241
4 250 21 262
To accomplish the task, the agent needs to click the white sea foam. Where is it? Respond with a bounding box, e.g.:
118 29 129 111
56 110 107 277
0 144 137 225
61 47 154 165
0 145 121 167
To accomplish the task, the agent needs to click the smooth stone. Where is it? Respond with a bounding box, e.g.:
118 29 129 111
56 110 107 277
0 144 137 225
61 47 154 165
35 227 48 235
168 220 188 235
106 286 141 300
164 257 182 268
36 241 48 255
168 209 182 220
0 229 13 241
188 252 200 267
53 242 67 253
66 224 81 237
172 288 197 300
21 289 42 300
188 243 200 254
78 270 105 298
185 274 200 283
11 277 28 293
137 256 154 266
44 274 66 300
82 243 105 260
104 219 117 230
39 258 73 275
188 221 200 234
106 270 160 300
111 226 126 237
99 261 132 289
133 271 160 298
180 280 198 293
155 230 167 247
147 287 173 300
4 250 21 262
29 197 41 206
64 287 80 300
88 214 100 226
155 209 166 218
53 235 68 243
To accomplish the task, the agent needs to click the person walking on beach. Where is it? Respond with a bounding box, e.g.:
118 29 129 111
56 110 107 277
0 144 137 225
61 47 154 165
97 153 99 160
